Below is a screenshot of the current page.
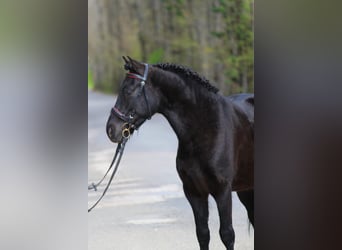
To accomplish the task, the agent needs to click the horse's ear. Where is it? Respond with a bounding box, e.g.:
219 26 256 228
122 56 131 71
127 56 145 75
122 56 129 64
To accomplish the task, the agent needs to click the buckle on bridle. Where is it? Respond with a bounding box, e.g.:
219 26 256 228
122 123 131 138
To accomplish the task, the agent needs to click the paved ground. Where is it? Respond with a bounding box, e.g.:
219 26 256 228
88 90 254 250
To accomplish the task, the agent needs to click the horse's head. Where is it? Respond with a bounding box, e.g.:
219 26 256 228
106 56 157 143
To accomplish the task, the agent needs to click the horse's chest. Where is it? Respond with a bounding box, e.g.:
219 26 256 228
176 165 208 195
176 156 228 195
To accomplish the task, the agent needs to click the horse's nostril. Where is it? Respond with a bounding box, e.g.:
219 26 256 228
108 127 113 137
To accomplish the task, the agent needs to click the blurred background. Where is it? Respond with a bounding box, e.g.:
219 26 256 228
88 0 254 95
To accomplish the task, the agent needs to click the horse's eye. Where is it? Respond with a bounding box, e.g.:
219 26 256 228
123 84 135 96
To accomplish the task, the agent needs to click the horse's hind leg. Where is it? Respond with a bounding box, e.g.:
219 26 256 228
183 187 210 250
213 188 235 250
237 190 254 227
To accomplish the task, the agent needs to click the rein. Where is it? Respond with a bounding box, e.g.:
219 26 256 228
88 137 128 212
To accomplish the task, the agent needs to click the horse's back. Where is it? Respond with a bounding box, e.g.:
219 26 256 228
227 93 254 125
228 93 254 106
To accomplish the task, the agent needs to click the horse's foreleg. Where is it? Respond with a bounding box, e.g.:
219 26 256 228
213 188 235 250
184 187 210 250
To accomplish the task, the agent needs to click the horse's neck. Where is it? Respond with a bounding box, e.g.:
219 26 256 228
152 69 221 142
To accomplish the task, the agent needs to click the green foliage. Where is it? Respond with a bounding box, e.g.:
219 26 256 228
88 69 94 89
88 0 254 95
212 0 254 93
211 31 225 38
212 6 226 13
148 48 164 64
162 0 185 16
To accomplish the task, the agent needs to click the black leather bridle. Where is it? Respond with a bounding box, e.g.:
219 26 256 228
111 63 152 138
88 64 153 212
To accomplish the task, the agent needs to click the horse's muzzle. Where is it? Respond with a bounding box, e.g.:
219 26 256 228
106 123 121 143
106 122 135 143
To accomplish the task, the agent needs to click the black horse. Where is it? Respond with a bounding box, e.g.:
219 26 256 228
106 57 254 250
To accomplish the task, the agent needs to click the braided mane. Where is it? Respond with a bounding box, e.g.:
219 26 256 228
154 63 219 94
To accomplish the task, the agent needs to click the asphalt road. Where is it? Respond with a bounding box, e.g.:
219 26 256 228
88 90 254 250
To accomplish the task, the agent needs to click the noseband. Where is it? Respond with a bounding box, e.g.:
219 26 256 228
111 63 152 139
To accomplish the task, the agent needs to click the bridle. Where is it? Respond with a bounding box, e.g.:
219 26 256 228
88 63 152 212
111 63 152 139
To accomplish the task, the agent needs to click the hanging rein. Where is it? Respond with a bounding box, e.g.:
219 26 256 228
88 63 151 212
